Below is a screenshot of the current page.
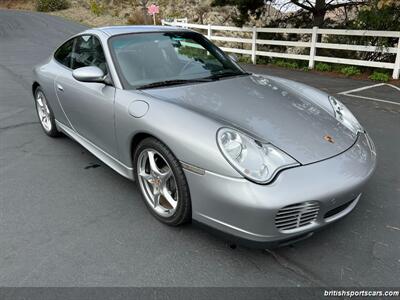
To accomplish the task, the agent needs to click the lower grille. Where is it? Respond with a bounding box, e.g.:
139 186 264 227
275 201 319 232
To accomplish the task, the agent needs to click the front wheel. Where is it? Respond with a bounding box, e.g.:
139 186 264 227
133 137 191 226
34 87 60 137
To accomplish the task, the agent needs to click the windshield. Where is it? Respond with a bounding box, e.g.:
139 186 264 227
109 31 246 89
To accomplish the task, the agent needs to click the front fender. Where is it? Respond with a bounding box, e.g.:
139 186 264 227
32 58 69 125
114 89 242 178
262 74 335 116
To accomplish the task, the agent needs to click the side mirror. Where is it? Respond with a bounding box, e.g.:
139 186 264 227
72 66 105 83
229 54 238 63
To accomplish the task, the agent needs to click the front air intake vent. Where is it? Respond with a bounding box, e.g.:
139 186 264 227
324 198 355 219
275 201 319 232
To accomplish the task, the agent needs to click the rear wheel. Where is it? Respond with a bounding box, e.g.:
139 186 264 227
133 137 191 226
34 87 60 137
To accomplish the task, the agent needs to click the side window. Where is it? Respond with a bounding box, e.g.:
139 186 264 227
71 35 107 73
54 39 74 68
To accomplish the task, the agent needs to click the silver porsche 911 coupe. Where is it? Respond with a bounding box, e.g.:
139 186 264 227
32 26 376 247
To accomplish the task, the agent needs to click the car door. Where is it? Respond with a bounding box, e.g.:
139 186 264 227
54 34 118 158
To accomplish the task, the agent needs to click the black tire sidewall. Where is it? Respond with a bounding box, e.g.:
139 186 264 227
133 137 191 226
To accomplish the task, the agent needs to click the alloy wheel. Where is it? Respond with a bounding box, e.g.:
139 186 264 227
137 148 179 217
36 91 52 132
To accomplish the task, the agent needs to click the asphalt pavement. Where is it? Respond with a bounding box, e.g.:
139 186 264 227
0 10 399 287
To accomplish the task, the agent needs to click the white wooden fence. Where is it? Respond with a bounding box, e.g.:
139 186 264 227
162 19 400 79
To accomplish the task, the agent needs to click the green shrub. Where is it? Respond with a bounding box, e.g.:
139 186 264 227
257 56 271 65
315 63 332 72
36 0 69 12
274 60 299 69
340 66 361 77
238 55 252 64
332 64 345 72
127 8 149 25
369 71 390 82
89 0 104 16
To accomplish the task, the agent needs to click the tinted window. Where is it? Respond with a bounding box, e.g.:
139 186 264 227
109 32 245 89
71 35 107 73
54 39 74 68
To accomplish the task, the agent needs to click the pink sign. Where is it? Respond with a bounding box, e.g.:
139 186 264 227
148 4 159 15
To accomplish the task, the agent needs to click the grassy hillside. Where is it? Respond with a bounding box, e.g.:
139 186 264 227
0 0 284 28
0 0 235 27
0 0 34 10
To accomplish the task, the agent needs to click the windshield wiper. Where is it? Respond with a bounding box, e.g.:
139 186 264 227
137 71 249 89
137 79 212 90
206 71 250 80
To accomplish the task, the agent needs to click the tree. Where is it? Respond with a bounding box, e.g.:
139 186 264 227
354 0 400 31
322 0 400 62
377 0 400 8
193 1 211 24
211 0 265 26
138 0 150 24
212 0 369 27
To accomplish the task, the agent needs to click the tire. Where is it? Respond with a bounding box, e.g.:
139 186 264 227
133 137 191 226
34 86 61 137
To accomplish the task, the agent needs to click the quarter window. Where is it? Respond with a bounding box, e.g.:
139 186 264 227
54 39 74 68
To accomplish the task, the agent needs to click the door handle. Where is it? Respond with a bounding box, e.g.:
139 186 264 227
56 83 64 92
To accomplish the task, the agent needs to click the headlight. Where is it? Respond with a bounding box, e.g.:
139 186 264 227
329 96 363 134
217 128 299 183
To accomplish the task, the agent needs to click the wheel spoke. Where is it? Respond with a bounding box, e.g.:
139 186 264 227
153 191 160 208
161 187 177 209
37 96 44 108
160 168 172 181
147 150 162 176
138 170 153 183
43 98 50 115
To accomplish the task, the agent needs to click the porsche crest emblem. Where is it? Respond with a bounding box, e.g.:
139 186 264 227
324 135 335 144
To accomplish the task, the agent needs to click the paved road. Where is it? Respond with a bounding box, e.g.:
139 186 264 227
0 10 399 287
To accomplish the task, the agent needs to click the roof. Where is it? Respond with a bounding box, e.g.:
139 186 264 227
93 25 190 36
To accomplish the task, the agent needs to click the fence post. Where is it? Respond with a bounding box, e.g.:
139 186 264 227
393 37 400 80
309 26 318 69
251 26 257 64
207 24 212 39
161 19 165 26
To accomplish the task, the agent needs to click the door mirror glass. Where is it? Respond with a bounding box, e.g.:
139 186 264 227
72 66 105 83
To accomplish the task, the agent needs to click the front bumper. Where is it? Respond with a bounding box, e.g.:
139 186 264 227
184 132 376 248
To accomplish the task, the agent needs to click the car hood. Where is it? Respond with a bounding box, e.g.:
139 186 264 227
142 74 357 165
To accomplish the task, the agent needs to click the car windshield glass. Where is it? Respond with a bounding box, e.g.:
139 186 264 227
109 31 247 89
